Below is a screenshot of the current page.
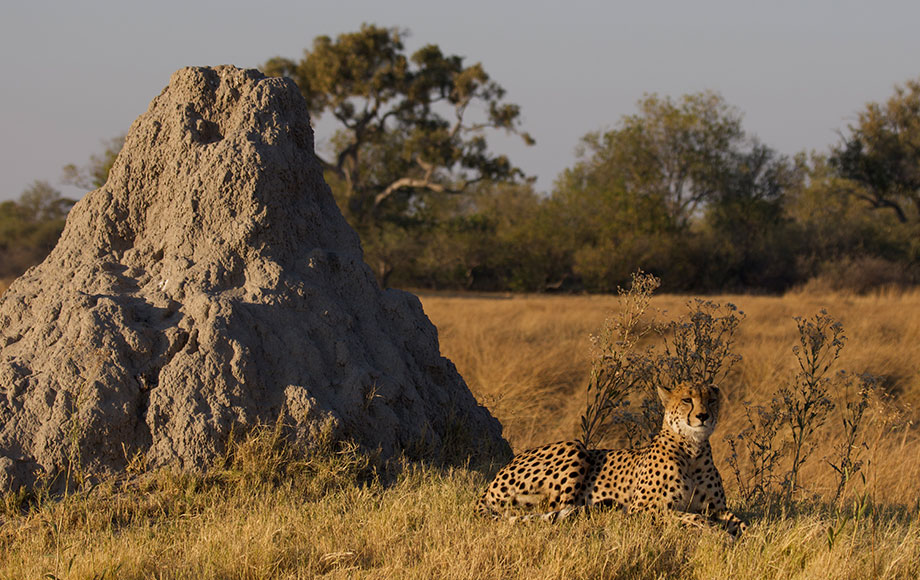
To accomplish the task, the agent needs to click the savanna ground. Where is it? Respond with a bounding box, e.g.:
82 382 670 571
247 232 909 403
1 286 919 579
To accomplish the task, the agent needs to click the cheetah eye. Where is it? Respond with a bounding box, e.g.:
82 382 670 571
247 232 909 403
681 398 693 404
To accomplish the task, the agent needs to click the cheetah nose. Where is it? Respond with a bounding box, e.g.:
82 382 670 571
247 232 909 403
696 413 710 423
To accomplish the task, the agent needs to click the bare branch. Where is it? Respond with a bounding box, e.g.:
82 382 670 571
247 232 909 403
449 96 473 140
373 161 483 208
316 153 344 180
855 191 908 223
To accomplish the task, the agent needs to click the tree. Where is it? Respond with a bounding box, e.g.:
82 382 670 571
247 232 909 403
263 24 534 229
0 181 75 279
700 143 803 290
61 135 125 190
406 184 568 291
784 153 918 289
588 92 746 229
551 137 676 291
830 78 920 223
18 180 75 222
550 91 798 291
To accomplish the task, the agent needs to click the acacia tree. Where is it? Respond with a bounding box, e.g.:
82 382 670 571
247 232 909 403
831 78 920 223
263 24 534 232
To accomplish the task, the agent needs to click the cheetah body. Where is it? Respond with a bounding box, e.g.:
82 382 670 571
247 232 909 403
477 383 745 536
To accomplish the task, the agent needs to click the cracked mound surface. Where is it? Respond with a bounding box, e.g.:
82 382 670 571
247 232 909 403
0 65 507 491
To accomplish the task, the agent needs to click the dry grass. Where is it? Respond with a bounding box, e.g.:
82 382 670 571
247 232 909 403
2 290 920 578
421 290 920 504
2 445 918 579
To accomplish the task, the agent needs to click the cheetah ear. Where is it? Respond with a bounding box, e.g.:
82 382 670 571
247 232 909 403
656 385 672 403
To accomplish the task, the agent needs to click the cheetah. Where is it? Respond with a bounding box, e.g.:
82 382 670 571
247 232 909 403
476 382 746 538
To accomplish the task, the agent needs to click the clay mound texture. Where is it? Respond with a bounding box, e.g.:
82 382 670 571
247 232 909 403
0 66 507 492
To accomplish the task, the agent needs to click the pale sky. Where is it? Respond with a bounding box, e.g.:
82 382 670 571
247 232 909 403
2 0 919 202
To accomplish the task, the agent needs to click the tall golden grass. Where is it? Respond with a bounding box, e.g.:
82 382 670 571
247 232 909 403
4 455 916 579
1 290 919 578
421 290 920 504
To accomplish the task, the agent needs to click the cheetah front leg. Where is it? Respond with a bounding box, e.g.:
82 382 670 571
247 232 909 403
629 492 746 539
507 504 584 523
503 477 590 523
685 459 747 538
671 510 746 539
713 509 747 538
505 486 587 523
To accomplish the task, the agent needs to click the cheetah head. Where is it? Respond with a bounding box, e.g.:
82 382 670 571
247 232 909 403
657 382 721 442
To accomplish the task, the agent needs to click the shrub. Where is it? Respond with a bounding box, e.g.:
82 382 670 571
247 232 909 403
802 256 918 294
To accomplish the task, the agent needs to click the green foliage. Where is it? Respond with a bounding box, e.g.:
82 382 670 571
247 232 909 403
697 143 804 291
784 153 919 292
551 149 676 292
584 92 745 228
787 154 916 262
467 185 568 291
548 91 803 293
6 62 918 295
362 183 570 292
264 24 533 284
61 135 124 191
376 84 916 294
830 77 920 224
0 181 74 279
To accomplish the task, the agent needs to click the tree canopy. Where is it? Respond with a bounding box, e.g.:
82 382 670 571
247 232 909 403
263 24 534 228
549 92 801 291
4 37 918 294
831 78 920 223
61 135 125 191
0 181 74 279
579 92 745 228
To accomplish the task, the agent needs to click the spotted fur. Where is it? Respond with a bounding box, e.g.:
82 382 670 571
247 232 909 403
476 382 746 538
